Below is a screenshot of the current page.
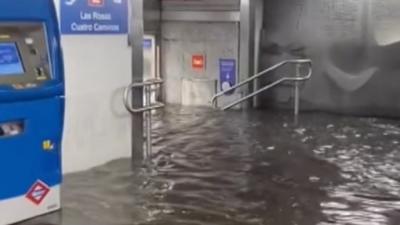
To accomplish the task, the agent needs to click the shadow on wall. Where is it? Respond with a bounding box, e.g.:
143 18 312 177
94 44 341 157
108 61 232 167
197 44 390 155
259 0 400 118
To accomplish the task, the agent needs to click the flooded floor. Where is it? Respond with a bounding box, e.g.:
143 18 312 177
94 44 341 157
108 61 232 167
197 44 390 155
20 107 400 225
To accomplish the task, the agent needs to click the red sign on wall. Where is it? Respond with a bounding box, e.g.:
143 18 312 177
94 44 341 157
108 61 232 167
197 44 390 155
88 0 104 7
192 55 205 71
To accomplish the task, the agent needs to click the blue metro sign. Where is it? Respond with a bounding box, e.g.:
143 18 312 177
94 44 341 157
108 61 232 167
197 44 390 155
60 0 128 34
219 59 237 93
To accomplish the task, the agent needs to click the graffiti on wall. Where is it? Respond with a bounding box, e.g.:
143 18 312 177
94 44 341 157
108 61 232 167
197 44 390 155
261 0 400 116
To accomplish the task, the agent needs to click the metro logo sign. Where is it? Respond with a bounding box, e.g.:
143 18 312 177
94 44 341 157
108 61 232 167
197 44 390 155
25 181 50 205
88 0 104 7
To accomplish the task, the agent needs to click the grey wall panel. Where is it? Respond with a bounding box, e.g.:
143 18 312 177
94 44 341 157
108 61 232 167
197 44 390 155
260 0 400 117
161 11 240 22
162 0 240 11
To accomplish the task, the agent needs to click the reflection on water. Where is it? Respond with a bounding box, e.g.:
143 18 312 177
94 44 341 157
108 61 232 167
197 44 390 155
19 107 400 225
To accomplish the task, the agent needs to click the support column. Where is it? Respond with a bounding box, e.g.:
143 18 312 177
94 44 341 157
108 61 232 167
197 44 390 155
130 0 144 164
253 0 264 108
239 0 256 108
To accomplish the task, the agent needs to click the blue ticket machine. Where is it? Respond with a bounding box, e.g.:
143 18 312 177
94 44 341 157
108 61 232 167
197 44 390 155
0 0 64 224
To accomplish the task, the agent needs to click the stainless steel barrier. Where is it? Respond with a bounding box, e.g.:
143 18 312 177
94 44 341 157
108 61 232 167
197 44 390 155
211 59 312 114
123 79 164 160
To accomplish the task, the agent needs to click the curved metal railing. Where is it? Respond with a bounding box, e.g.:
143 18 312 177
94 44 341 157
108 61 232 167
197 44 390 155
123 79 164 160
123 79 165 114
211 59 312 111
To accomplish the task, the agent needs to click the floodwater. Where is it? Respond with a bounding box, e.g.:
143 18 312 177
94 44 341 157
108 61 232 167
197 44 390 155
20 107 400 225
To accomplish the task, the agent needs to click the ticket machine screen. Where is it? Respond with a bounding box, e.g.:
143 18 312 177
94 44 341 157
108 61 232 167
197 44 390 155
0 43 24 76
0 23 52 87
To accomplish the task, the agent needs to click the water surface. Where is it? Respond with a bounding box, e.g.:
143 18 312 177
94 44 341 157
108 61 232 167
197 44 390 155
20 107 400 225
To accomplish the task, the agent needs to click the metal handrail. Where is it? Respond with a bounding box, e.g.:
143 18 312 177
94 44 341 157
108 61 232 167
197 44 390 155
212 59 312 111
123 79 165 161
123 79 165 114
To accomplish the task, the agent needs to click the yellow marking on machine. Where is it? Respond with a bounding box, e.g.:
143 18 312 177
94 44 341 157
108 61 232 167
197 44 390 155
43 140 55 151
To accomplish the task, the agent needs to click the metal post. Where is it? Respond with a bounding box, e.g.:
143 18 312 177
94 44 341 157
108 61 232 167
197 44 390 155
130 0 145 164
294 64 301 116
145 85 152 160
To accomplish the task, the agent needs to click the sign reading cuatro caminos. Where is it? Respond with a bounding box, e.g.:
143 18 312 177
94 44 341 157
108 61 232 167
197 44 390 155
60 0 128 35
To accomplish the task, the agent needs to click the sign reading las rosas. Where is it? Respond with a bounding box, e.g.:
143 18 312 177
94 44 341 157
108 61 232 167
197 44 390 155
61 0 128 34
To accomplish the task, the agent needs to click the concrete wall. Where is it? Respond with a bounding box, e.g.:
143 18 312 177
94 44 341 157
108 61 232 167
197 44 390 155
260 0 400 117
161 22 239 105
54 0 132 173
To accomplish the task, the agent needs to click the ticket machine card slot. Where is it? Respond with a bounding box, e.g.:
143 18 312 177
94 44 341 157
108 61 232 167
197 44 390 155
0 120 24 138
